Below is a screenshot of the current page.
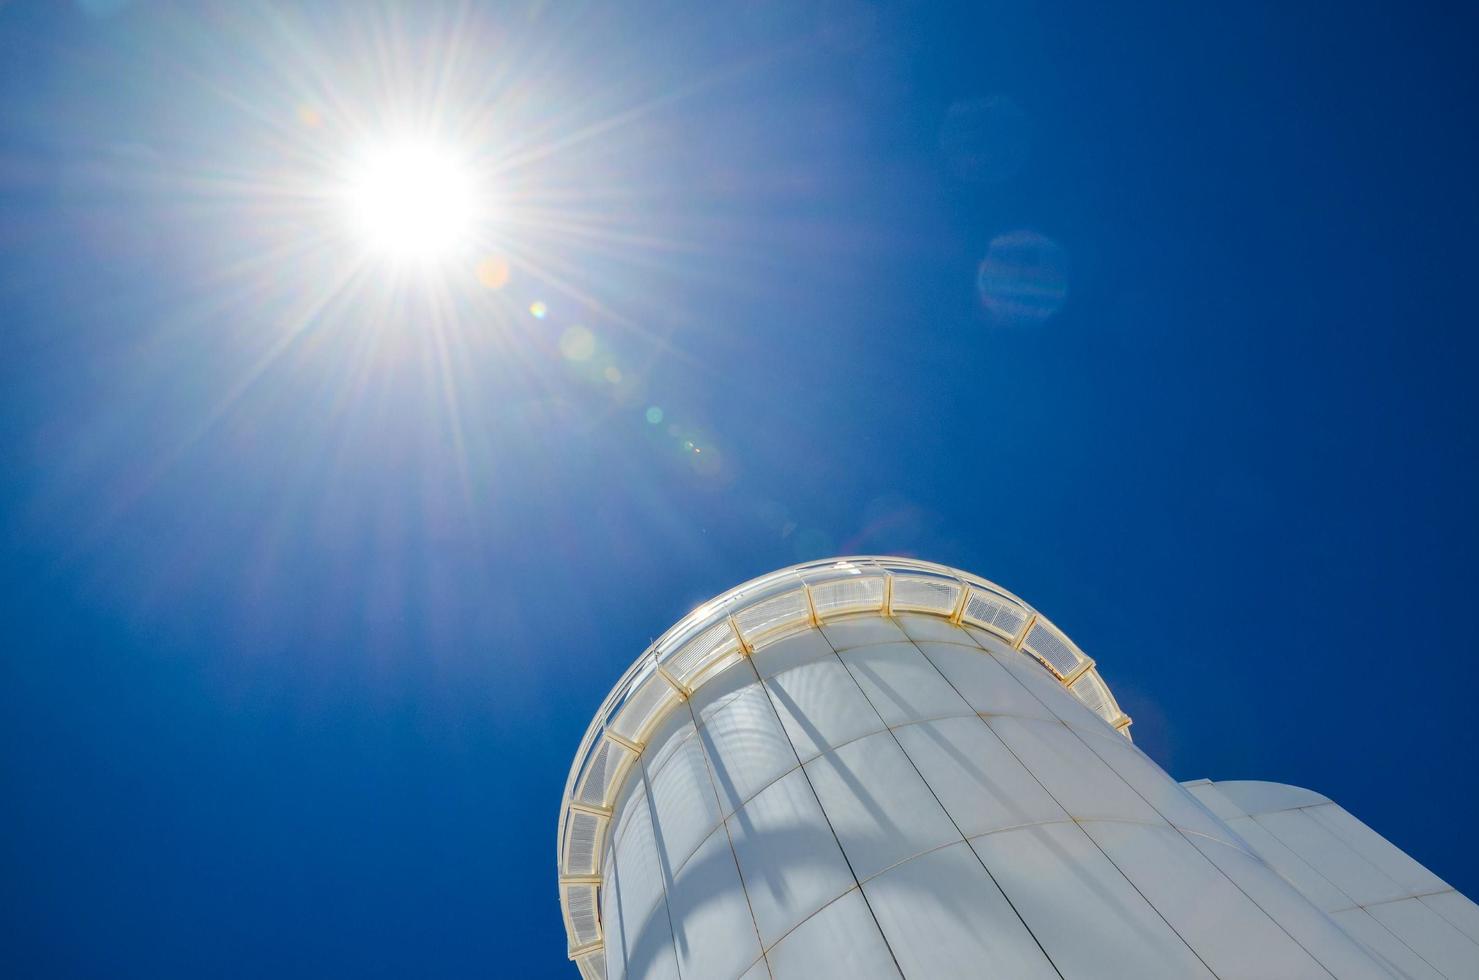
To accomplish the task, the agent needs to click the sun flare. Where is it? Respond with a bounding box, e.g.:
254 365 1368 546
342 137 481 263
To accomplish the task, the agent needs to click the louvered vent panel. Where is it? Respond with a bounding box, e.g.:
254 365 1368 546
734 588 810 643
891 575 962 614
565 882 601 947
660 619 738 685
574 950 606 980
1022 621 1085 679
575 737 634 809
963 589 1029 639
1070 671 1117 722
562 809 605 877
684 648 746 692
608 671 677 745
809 574 885 618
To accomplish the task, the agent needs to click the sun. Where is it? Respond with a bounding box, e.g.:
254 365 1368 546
342 136 482 263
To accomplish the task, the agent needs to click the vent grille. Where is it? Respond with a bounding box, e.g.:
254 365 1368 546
562 809 605 877
809 574 885 618
575 737 634 810
734 588 811 642
962 588 1030 639
608 670 678 746
660 619 739 686
564 882 601 947
573 950 605 980
892 575 962 614
1022 620 1085 678
1070 671 1116 722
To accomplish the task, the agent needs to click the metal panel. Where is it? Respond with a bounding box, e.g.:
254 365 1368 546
1078 734 1236 844
640 712 699 783
864 842 1059 979
1223 814 1355 912
646 730 723 876
1422 890 1479 945
987 716 1163 824
725 769 857 948
891 716 1066 838
985 647 1112 733
687 658 762 725
835 641 972 727
1328 907 1445 980
765 889 900 980
600 843 626 980
620 889 680 980
1303 802 1450 897
1253 808 1408 907
971 822 1215 979
1184 834 1394 980
762 657 885 763
1082 820 1327 979
697 683 799 816
911 640 1057 721
749 629 835 680
1366 898 1479 980
893 611 975 646
1180 779 1248 821
1211 780 1331 814
819 616 907 651
666 827 763 980
736 958 770 980
611 784 666 933
803 730 959 881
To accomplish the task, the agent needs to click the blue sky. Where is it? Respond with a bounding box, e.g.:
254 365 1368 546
3 1 1477 976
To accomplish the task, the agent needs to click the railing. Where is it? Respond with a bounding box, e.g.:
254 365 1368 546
555 557 1131 975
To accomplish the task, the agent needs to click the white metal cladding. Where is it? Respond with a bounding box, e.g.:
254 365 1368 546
1185 780 1479 980
557 559 1471 977
556 557 1147 967
570 617 1412 979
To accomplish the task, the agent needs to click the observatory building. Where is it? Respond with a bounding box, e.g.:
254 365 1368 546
557 558 1478 979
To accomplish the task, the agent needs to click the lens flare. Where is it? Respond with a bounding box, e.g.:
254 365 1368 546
559 325 596 361
475 255 510 289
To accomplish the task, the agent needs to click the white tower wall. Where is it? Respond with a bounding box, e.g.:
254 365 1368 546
557 559 1474 979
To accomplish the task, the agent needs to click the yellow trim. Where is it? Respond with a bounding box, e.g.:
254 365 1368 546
567 940 603 961
1012 612 1038 650
728 615 753 655
948 585 970 625
803 584 821 627
655 665 690 699
881 574 894 615
603 730 642 754
567 801 612 819
1061 657 1096 685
